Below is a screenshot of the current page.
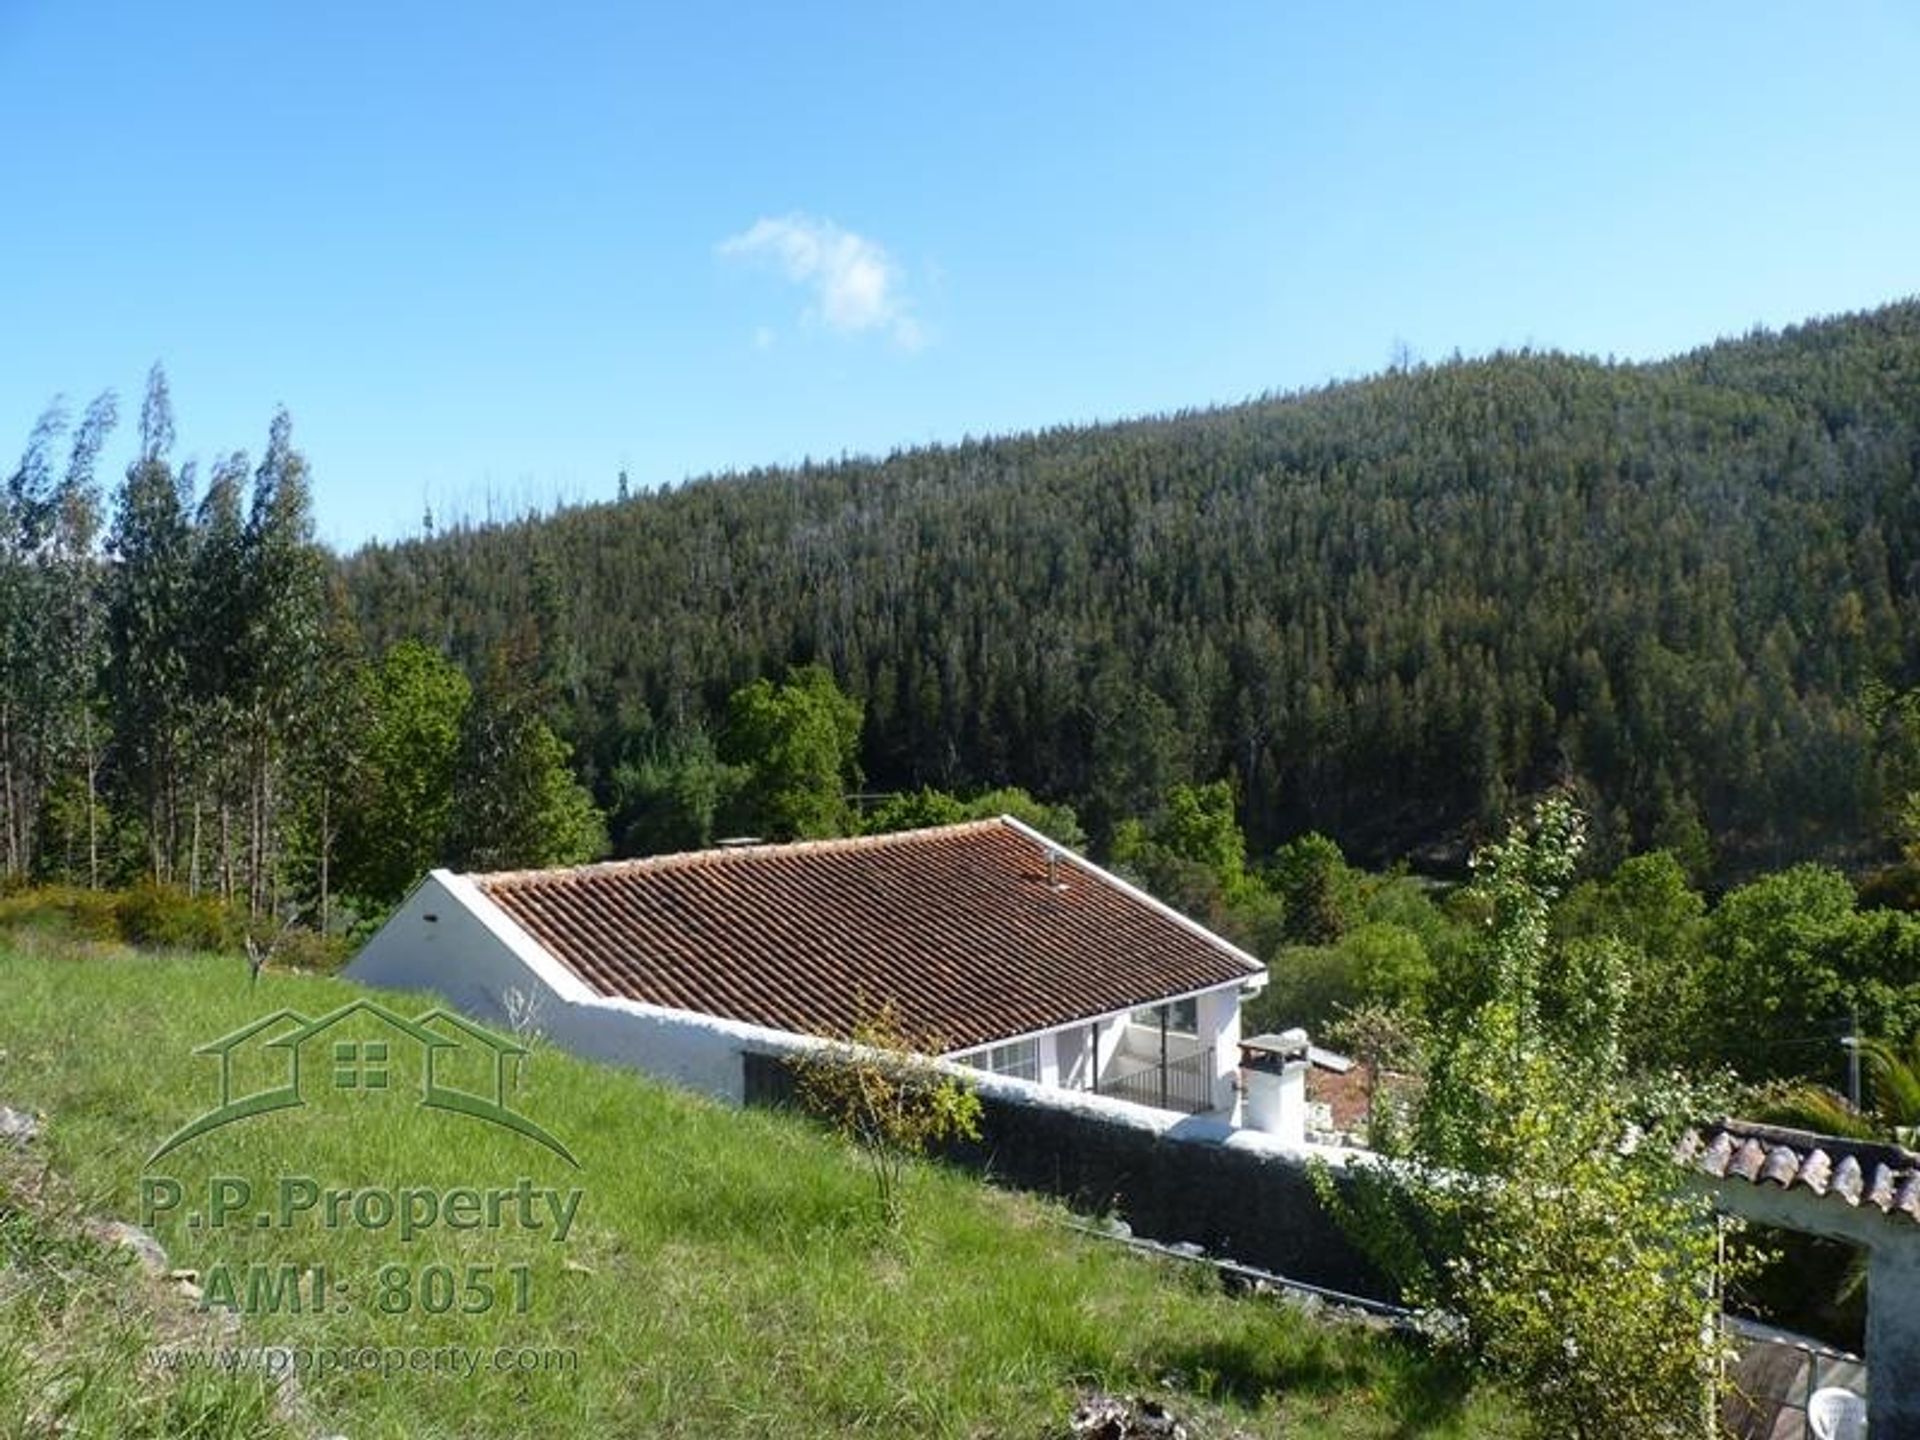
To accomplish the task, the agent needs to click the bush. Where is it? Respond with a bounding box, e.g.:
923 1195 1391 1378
112 884 238 952
1859 860 1920 912
1248 922 1438 1037
1244 942 1365 1036
262 926 353 974
784 1003 983 1225
0 882 354 968
0 885 122 942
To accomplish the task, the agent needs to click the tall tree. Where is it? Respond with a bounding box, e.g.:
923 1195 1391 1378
0 401 66 878
106 367 195 882
288 578 370 929
1271 832 1353 944
337 639 472 907
1321 801 1741 1438
235 409 329 913
35 392 118 885
719 663 863 840
1554 849 1709 1071
186 450 250 897
447 633 607 871
606 724 741 858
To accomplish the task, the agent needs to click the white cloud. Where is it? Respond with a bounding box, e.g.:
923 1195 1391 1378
720 214 924 349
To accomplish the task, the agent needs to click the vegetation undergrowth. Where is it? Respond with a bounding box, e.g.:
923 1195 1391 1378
0 1149 285 1436
0 948 1518 1438
0 883 350 971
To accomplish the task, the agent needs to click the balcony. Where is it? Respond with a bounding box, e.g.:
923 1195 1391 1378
1094 1019 1216 1115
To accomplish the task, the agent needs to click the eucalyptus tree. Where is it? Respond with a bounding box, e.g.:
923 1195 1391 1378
186 451 250 897
106 367 196 882
36 392 118 885
0 402 65 877
235 409 328 913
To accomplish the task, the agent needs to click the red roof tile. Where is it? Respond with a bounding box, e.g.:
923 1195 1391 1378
1678 1119 1920 1226
471 818 1262 1052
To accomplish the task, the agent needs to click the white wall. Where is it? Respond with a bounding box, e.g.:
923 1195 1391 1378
958 1063 1366 1172
345 872 827 1104
1697 1170 1920 1439
348 872 587 1024
1197 985 1243 1112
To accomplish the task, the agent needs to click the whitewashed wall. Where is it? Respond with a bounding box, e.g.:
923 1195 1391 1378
347 873 824 1102
1198 985 1242 1111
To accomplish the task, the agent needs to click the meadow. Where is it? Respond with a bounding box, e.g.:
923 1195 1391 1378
0 943 1514 1437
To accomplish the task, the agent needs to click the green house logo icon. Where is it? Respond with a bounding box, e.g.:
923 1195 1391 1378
149 999 578 1168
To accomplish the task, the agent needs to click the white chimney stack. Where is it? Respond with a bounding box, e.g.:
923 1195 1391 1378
1237 1028 1311 1144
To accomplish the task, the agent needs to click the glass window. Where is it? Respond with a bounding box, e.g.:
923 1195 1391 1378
1128 999 1199 1036
962 1038 1039 1081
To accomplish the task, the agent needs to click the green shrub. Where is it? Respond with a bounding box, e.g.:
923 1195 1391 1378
262 925 353 973
1859 860 1920 912
0 885 122 942
113 883 237 952
1245 942 1365 1035
0 882 355 966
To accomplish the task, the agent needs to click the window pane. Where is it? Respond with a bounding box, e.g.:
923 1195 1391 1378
964 1039 1039 1080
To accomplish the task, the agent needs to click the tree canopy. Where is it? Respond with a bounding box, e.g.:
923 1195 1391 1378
346 301 1920 875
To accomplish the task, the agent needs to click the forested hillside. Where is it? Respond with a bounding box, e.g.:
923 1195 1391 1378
347 302 1920 874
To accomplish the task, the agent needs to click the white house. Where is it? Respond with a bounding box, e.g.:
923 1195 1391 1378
347 816 1267 1115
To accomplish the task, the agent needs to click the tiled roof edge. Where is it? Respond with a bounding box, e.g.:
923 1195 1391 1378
1681 1117 1920 1226
470 818 1009 889
997 814 1266 975
434 869 600 1005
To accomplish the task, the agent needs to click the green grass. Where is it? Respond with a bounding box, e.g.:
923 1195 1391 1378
0 945 1518 1438
1 1139 286 1435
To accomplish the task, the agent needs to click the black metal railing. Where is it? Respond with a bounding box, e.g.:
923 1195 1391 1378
1097 1045 1215 1114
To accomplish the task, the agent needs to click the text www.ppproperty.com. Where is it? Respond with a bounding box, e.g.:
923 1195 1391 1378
150 1342 579 1380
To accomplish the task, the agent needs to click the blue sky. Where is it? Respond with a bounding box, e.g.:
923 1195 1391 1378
2 3 1916 549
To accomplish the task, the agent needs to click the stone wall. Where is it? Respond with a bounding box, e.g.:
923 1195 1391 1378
742 1049 1393 1301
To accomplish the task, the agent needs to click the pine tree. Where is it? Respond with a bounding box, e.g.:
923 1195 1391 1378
447 632 606 871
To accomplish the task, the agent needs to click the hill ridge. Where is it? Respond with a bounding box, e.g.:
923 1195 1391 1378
345 298 1920 871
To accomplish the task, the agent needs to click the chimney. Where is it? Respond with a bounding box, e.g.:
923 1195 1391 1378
1237 1028 1310 1144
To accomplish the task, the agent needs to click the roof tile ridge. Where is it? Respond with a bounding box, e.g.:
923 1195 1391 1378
471 817 1010 888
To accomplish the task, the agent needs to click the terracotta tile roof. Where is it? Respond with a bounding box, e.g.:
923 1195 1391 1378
1306 1064 1370 1134
470 818 1263 1052
1678 1118 1920 1225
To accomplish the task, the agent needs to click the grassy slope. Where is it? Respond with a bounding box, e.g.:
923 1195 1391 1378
0 947 1514 1438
